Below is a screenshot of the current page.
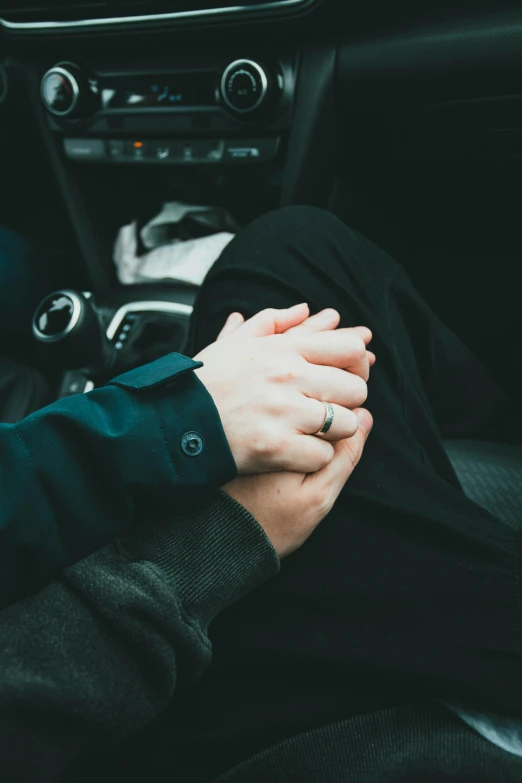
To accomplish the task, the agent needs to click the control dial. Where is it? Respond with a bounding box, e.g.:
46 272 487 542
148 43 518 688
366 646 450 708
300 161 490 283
41 63 96 120
221 59 270 115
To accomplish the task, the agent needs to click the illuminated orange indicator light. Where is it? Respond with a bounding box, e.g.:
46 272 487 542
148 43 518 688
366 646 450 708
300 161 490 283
133 141 144 148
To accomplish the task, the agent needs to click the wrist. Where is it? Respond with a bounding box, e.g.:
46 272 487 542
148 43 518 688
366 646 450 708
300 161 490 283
120 490 280 629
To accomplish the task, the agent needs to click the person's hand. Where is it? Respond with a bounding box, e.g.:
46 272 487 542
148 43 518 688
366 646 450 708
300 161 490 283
223 407 373 557
216 306 376 372
194 304 374 475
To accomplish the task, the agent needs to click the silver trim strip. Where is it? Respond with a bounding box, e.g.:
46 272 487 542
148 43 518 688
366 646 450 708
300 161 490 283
41 66 80 117
106 301 193 341
32 290 83 343
0 0 312 31
221 59 268 114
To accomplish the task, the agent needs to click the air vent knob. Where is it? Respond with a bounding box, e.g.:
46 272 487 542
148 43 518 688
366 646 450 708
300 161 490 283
41 62 97 120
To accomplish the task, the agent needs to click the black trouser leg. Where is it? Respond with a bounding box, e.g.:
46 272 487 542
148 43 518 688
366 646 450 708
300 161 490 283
189 206 517 446
168 207 522 779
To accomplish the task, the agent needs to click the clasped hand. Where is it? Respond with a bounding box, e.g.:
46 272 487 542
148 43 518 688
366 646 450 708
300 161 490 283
195 303 374 474
195 303 374 558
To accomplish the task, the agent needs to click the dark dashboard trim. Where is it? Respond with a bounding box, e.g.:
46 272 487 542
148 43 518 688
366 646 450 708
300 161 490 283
0 0 315 32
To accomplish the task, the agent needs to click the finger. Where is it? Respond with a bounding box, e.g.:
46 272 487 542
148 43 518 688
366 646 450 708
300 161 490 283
292 322 372 379
286 308 340 334
341 328 373 380
325 327 372 380
326 409 373 492
291 323 372 343
238 303 310 338
276 435 335 474
217 312 245 340
298 324 373 379
298 330 369 373
350 326 373 346
305 408 373 494
303 365 368 409
337 330 370 381
301 398 359 442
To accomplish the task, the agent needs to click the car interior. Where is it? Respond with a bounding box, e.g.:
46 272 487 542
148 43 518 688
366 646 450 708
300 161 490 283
0 0 522 775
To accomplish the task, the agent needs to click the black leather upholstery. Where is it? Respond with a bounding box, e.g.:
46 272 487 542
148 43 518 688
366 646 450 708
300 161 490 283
445 440 522 532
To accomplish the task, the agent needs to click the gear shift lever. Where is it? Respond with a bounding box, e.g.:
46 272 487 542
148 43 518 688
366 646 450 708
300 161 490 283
32 290 117 376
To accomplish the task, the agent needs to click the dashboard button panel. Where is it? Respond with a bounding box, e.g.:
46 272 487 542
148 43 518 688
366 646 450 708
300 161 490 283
63 137 280 164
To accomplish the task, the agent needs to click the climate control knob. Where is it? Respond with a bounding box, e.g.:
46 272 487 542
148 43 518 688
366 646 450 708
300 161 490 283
41 63 95 120
220 59 271 115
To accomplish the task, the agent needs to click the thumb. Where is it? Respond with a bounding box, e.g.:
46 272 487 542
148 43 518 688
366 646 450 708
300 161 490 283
237 303 310 338
325 408 373 492
303 408 373 509
355 408 374 438
306 408 372 480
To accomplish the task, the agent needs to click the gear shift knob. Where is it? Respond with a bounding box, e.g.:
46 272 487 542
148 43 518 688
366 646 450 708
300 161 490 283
32 290 116 375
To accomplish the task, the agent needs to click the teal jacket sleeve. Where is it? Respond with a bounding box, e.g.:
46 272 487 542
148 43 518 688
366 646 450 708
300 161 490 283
0 353 237 608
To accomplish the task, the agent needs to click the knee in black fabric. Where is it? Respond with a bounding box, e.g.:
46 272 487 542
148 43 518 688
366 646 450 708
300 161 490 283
221 206 356 269
250 204 351 239
213 205 398 292
191 204 398 351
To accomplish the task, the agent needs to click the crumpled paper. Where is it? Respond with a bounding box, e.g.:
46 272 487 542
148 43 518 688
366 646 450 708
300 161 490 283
114 202 235 287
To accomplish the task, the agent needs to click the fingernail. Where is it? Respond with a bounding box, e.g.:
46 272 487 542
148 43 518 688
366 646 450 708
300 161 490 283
290 302 308 312
357 410 374 435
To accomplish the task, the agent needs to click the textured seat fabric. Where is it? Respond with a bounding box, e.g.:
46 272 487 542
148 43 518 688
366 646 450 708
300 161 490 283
216 703 522 782
445 440 522 531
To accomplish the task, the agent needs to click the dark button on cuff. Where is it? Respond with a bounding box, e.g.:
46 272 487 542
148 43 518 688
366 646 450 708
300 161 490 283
181 431 204 457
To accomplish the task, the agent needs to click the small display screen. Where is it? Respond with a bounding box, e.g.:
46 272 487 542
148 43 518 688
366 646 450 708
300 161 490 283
100 73 217 110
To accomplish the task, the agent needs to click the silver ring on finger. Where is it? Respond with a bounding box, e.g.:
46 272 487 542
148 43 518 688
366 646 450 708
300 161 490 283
314 401 335 436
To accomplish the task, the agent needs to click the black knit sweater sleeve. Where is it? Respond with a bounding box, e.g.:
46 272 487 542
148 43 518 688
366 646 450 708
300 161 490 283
0 491 279 783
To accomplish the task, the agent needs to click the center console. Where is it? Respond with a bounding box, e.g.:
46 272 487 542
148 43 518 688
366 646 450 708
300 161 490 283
39 52 295 166
33 289 194 397
30 49 294 393
0 0 337 403
23 45 302 303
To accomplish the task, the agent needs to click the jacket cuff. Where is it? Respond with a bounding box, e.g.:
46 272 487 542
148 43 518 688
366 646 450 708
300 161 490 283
120 490 280 630
108 353 238 491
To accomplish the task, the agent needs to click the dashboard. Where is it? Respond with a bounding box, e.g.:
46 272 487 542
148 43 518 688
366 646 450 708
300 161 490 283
0 0 318 32
0 0 521 409
2 0 522 302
